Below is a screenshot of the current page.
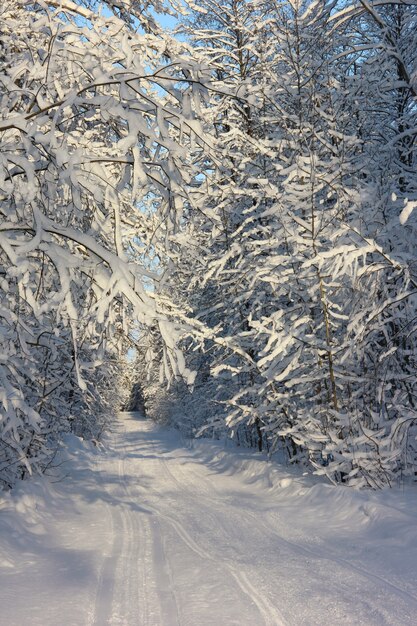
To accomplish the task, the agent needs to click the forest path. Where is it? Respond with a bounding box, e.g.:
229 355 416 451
1 412 417 625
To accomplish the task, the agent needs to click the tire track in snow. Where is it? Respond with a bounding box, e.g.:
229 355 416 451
152 433 286 626
114 424 182 626
155 432 417 621
144 503 286 626
91 424 153 626
150 517 183 626
90 450 123 626
228 569 286 626
113 457 149 626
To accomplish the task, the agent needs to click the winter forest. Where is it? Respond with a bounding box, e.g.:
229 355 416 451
1 0 417 491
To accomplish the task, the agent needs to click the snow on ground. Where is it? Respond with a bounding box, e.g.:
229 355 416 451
1 412 417 626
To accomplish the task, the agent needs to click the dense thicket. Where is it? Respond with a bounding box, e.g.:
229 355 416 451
1 0 416 488
141 0 417 487
0 0 210 487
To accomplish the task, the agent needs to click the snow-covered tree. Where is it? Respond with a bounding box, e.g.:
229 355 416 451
2 0 416 489
0 0 213 487
156 0 417 487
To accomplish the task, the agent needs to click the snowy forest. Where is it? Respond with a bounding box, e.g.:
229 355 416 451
1 0 417 490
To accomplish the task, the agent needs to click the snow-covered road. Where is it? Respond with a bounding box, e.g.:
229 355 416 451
1 412 417 625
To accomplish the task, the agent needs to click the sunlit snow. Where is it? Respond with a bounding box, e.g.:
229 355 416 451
1 413 417 625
